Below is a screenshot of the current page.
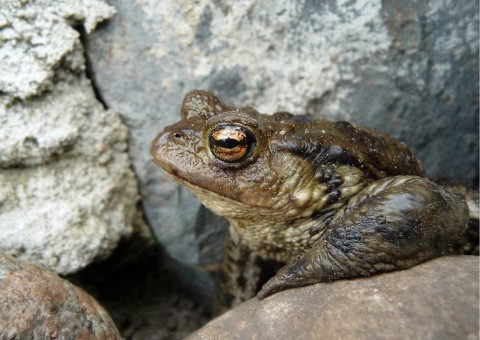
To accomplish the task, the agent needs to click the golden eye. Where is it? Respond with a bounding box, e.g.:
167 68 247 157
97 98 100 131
208 125 256 162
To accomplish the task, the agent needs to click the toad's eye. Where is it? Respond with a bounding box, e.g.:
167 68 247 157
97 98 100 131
208 125 256 163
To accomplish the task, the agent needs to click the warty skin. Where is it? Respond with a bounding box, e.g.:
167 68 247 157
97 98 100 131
151 90 477 305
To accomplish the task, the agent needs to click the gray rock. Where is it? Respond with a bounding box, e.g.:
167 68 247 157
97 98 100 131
86 0 478 265
189 256 479 340
0 0 115 101
0 251 121 339
0 0 148 274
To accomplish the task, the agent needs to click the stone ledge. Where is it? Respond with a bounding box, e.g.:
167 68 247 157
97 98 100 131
189 256 479 339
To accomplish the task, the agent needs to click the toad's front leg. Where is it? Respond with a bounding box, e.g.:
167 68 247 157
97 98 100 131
257 176 469 299
218 229 262 307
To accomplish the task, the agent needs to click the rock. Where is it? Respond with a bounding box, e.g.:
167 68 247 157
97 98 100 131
0 251 121 339
0 0 115 101
0 1 148 274
188 256 479 339
86 0 479 265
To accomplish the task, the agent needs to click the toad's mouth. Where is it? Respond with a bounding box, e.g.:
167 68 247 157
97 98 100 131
151 157 275 219
157 163 209 194
151 156 243 203
155 160 269 219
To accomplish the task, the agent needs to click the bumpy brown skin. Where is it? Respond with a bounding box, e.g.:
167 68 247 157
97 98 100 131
151 90 472 304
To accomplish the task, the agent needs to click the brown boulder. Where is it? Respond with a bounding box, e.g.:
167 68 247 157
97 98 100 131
189 256 479 339
0 252 120 339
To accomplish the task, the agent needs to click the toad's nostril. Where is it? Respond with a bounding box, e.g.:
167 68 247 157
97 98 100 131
173 132 182 139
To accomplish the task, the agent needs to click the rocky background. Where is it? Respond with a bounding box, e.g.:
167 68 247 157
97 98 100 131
87 0 479 264
0 0 478 339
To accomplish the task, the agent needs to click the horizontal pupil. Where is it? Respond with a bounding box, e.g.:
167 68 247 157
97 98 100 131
214 138 242 149
208 125 256 163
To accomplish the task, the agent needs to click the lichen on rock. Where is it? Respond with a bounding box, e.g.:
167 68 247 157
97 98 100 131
0 0 146 274
0 0 115 100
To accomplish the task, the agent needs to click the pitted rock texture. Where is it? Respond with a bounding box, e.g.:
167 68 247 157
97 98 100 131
0 0 147 274
0 251 121 339
87 0 479 264
188 256 479 340
0 0 115 101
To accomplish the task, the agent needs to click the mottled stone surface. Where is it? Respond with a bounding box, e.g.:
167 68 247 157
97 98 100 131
87 0 479 264
189 256 479 340
0 0 115 101
0 0 148 274
0 251 121 339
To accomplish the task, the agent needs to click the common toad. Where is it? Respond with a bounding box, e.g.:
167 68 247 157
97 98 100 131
151 90 478 304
